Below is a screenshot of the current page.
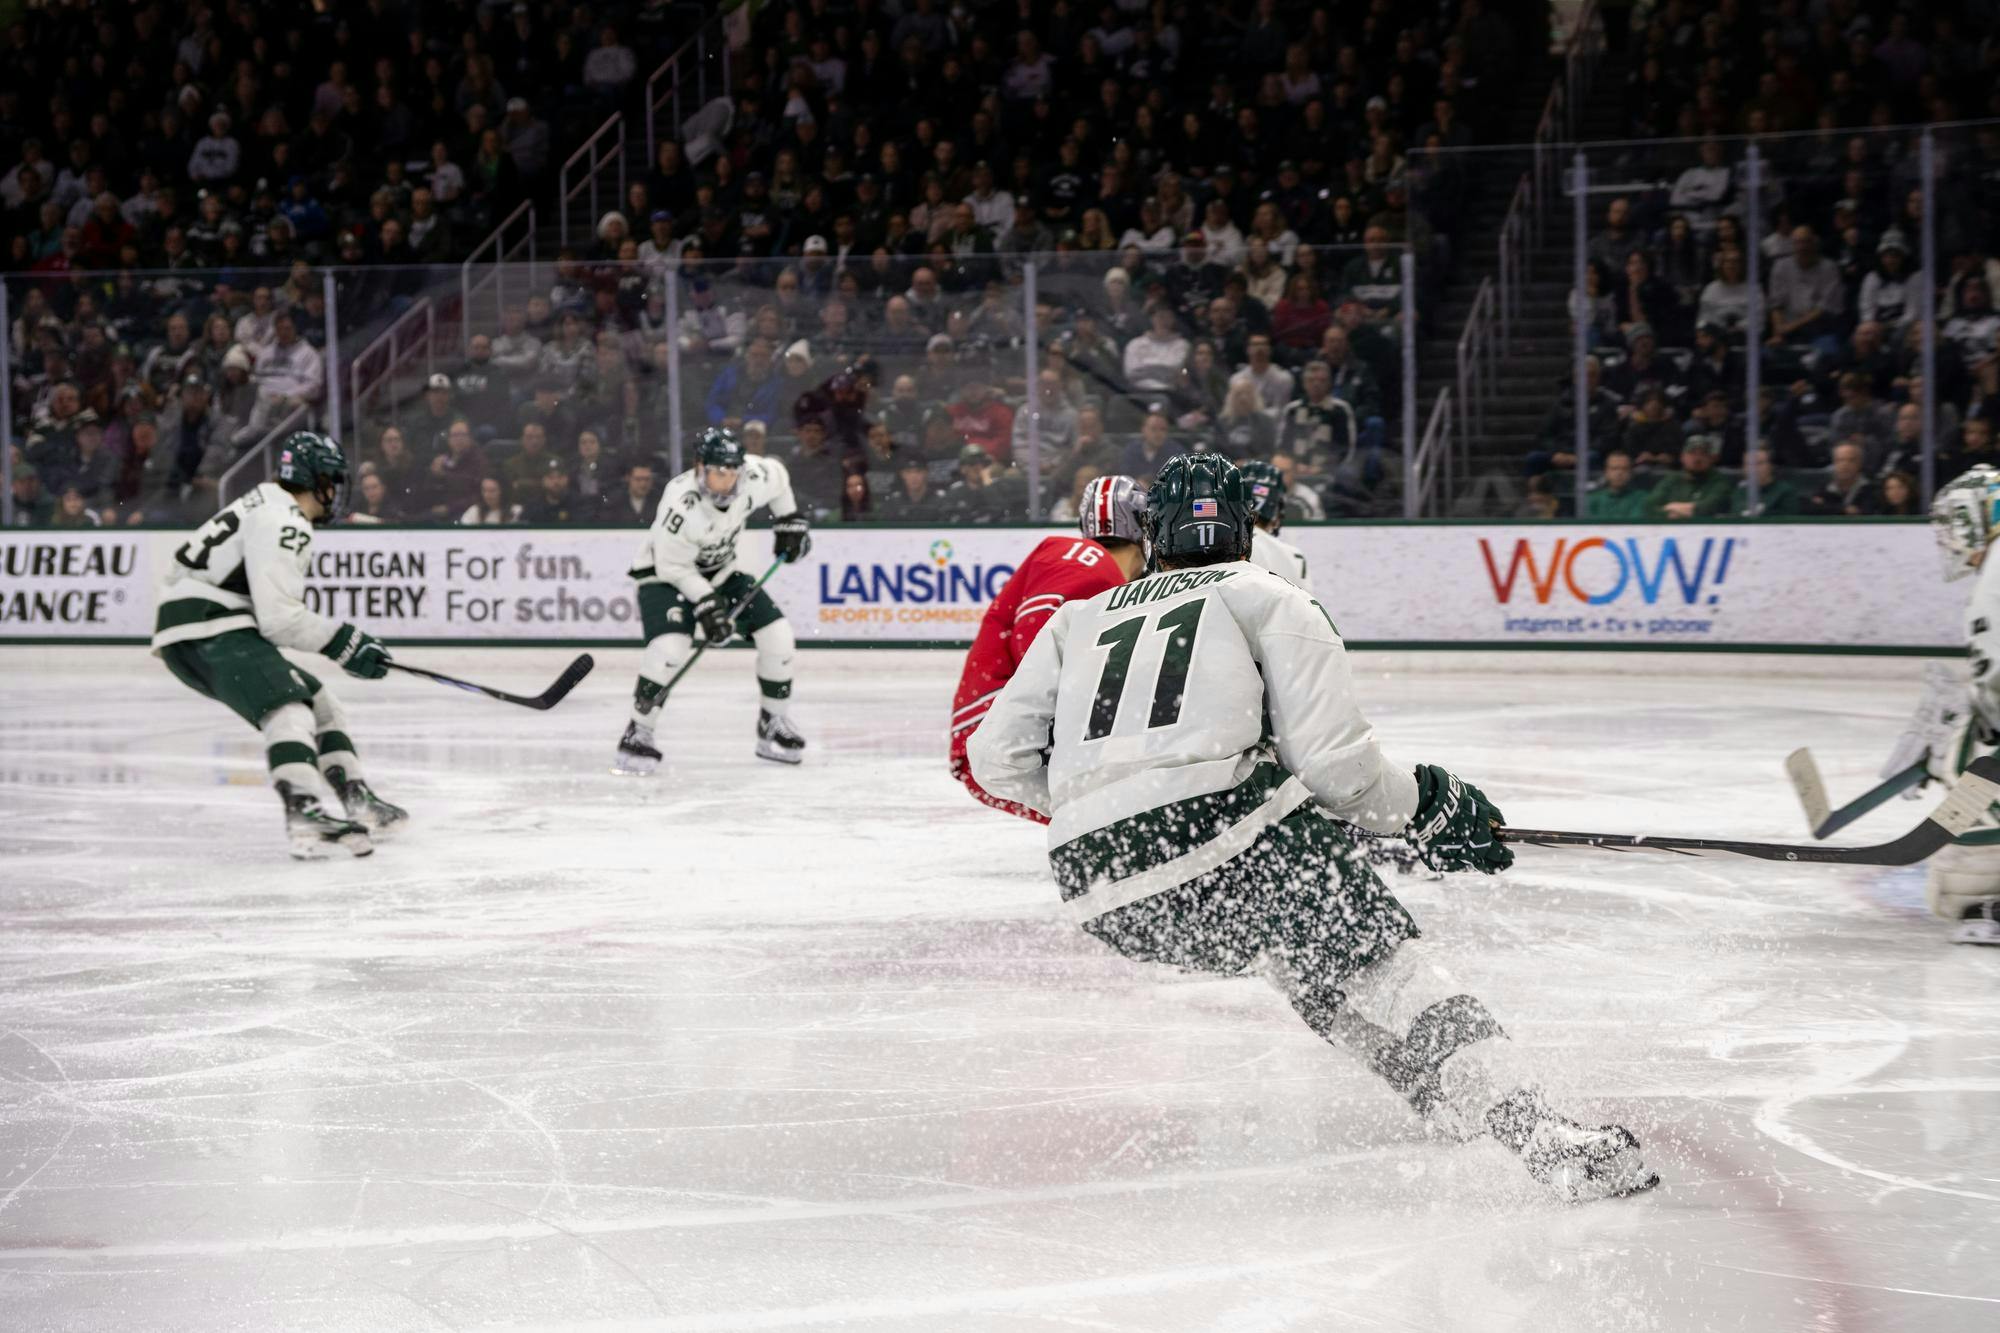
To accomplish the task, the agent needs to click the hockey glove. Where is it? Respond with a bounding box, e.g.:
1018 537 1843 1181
1881 661 1961 789
1406 763 1513 874
773 513 812 563
324 623 392 680
693 591 739 645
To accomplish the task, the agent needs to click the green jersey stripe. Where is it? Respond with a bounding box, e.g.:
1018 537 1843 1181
1051 761 1293 899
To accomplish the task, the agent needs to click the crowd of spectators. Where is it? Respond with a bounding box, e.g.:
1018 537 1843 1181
5 0 1550 529
1521 4 2000 520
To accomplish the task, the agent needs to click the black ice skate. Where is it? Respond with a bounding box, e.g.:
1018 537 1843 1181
278 781 372 860
1486 1089 1659 1203
328 768 408 836
755 709 806 765
1954 898 2000 946
613 721 662 776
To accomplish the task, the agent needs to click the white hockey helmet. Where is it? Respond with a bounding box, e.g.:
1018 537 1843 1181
1079 473 1146 544
1930 464 2000 581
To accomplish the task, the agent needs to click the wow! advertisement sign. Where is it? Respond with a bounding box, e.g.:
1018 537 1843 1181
0 522 1966 650
1477 533 1740 637
1286 523 1960 648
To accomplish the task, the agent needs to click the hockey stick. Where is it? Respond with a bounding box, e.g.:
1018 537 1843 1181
388 654 595 710
1496 755 2000 866
1784 748 1929 838
658 558 786 694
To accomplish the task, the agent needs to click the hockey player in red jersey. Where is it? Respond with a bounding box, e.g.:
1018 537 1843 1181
951 475 1149 820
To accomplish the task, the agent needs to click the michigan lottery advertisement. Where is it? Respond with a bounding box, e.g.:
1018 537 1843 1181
0 522 1964 650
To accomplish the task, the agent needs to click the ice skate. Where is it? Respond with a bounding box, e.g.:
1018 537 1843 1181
328 769 407 836
278 782 372 860
1487 1089 1658 1203
613 721 662 776
1953 898 2000 945
755 709 806 765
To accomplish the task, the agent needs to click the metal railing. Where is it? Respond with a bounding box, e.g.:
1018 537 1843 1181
1563 0 1604 141
348 299 436 435
558 114 626 251
1456 278 1498 466
460 201 537 351
1408 387 1454 518
644 12 733 171
216 402 310 508
1496 177 1529 343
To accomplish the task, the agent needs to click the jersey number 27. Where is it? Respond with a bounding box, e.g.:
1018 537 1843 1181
1085 602 1204 741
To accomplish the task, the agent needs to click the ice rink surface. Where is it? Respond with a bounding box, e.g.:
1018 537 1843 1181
1 645 1996 1333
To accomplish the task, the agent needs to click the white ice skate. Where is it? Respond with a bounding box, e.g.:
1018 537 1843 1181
279 784 372 860
755 709 806 765
613 722 662 776
1953 898 2000 945
1488 1089 1658 1203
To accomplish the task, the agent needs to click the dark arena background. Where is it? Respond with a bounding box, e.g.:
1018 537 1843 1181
2 2 1997 1329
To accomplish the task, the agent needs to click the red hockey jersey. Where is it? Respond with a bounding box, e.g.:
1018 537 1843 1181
950 535 1129 819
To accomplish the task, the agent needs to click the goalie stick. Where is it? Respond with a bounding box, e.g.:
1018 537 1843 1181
1497 755 2000 866
1784 749 1928 838
388 654 595 710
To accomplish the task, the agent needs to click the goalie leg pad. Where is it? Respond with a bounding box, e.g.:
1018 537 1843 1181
1927 841 2000 924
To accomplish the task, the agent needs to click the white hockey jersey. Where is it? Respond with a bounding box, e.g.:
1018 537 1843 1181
151 481 340 652
968 559 1419 919
629 457 799 601
1250 528 1312 591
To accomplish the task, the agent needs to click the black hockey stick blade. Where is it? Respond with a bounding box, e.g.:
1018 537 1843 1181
1785 748 1928 839
1498 755 2000 866
388 653 595 710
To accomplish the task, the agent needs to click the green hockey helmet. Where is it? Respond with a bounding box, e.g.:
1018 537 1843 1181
274 430 348 519
695 426 746 470
694 426 745 505
1237 459 1286 533
1143 453 1253 566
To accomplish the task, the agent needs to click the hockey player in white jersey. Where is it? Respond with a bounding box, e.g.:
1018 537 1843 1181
1896 466 2000 944
616 427 812 774
151 431 404 859
1238 459 1312 591
970 454 1656 1202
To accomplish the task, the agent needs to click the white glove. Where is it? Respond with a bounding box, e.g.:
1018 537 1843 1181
1883 662 1963 785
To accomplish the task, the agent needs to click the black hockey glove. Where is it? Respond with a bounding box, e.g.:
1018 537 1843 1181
693 590 739 644
773 513 812 563
1405 763 1513 874
324 623 392 680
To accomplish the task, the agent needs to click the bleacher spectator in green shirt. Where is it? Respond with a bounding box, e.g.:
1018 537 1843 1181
1735 449 1803 517
1586 450 1652 520
1645 434 1734 519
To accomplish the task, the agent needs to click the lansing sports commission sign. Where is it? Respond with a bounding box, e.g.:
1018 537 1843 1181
0 523 1965 650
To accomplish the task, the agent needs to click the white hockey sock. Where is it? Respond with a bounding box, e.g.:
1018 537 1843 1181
1267 940 1526 1139
261 702 322 793
759 694 790 718
308 686 361 784
632 633 691 727
753 619 795 708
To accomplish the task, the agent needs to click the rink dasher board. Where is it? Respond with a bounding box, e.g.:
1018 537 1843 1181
0 521 1967 651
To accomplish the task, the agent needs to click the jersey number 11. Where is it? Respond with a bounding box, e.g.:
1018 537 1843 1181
1085 602 1204 741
